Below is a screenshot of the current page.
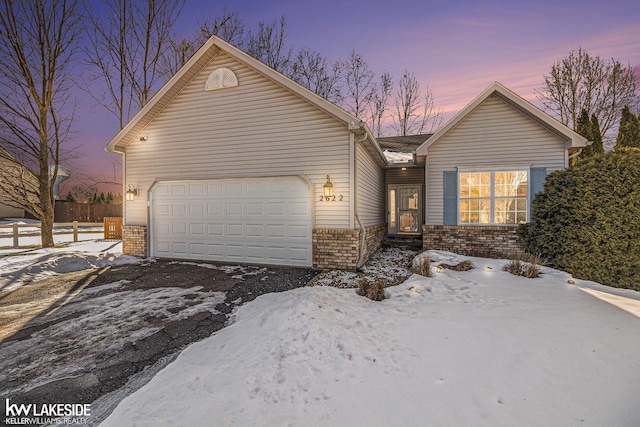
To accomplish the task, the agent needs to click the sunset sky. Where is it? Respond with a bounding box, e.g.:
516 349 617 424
69 0 640 194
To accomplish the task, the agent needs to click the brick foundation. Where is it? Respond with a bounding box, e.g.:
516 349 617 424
122 225 148 258
312 224 386 271
361 224 386 263
422 225 526 259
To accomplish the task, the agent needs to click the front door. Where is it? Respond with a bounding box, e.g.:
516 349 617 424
388 184 422 235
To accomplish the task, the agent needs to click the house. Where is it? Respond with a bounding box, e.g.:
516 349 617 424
107 36 588 270
106 36 386 270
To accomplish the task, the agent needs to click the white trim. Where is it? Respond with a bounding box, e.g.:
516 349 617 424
456 164 532 172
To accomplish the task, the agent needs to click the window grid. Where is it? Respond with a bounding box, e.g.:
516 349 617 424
459 170 528 225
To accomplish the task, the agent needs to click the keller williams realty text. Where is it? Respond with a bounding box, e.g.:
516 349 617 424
5 399 91 424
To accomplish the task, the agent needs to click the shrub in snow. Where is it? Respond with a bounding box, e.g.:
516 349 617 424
411 253 432 277
518 149 640 290
503 259 540 278
357 277 386 301
438 260 474 272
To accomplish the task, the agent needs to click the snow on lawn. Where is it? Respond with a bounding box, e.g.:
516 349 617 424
0 239 139 292
101 251 640 427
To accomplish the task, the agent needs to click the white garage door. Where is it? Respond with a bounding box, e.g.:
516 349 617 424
150 177 312 266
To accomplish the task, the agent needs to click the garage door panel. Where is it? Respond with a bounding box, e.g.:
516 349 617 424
189 183 205 195
190 243 205 256
289 202 310 216
172 203 187 215
267 203 286 216
226 182 243 196
208 224 223 236
246 202 264 216
190 223 205 235
289 225 310 239
246 224 264 238
207 203 223 216
226 224 243 237
226 203 243 215
172 184 187 195
151 177 312 266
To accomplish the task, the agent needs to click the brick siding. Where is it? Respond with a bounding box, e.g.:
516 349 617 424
312 224 386 271
122 225 148 258
122 224 385 269
362 224 386 263
422 225 526 259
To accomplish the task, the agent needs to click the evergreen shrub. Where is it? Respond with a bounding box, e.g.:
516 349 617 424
518 149 640 290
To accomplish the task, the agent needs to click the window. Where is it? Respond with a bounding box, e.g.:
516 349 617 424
459 170 528 225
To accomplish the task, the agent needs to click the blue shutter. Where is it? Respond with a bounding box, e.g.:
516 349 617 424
529 167 547 220
443 171 458 225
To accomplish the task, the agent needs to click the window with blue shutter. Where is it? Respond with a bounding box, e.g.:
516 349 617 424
443 171 458 225
529 167 547 221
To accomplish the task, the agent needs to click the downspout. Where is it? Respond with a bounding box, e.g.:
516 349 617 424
354 125 368 270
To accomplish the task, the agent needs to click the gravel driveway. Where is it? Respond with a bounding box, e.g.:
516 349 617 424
0 259 317 425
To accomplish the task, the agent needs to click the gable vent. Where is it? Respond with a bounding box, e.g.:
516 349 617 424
205 67 238 91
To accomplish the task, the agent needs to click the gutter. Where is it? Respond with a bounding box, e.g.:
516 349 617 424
353 127 369 270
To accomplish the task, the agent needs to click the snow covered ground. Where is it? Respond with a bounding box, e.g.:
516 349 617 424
2 241 638 426
99 251 640 427
0 239 138 292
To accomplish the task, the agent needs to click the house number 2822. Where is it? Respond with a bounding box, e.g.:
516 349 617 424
319 195 343 202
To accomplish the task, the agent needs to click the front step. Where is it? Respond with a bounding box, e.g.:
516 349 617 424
382 236 422 250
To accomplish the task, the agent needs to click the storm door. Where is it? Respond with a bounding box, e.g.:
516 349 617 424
387 184 422 235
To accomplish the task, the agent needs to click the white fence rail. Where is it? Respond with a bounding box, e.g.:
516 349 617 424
0 222 104 248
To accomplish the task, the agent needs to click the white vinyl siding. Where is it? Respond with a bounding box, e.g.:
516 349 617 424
426 94 567 225
124 52 351 228
355 142 384 226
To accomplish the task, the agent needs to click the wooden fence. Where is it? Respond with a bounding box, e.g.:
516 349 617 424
104 217 123 239
0 222 104 249
54 201 123 222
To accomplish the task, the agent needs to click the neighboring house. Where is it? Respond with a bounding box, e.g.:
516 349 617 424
0 200 24 219
107 36 588 270
0 148 29 219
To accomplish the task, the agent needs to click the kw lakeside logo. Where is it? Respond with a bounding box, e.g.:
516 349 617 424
4 398 91 425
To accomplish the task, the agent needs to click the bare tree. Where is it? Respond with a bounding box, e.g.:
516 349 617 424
161 8 246 76
85 0 184 129
340 50 376 120
289 48 343 102
245 16 292 74
0 0 82 247
536 48 637 140
391 70 443 136
369 72 393 137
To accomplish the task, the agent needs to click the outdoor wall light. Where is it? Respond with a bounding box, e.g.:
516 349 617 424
139 135 148 142
126 184 138 201
323 175 333 197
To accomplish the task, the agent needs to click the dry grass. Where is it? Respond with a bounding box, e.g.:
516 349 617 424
411 253 432 277
357 277 386 301
438 260 474 271
503 255 544 278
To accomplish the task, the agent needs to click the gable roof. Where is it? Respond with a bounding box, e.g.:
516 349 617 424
106 36 386 165
415 82 589 156
377 134 432 153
